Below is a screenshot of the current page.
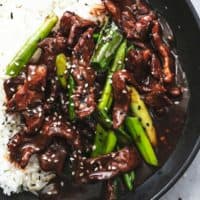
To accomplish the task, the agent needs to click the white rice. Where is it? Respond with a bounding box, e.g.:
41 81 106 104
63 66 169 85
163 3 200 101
0 0 101 196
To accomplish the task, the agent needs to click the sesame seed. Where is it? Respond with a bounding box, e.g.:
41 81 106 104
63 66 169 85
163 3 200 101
94 167 98 171
79 173 84 177
92 145 96 150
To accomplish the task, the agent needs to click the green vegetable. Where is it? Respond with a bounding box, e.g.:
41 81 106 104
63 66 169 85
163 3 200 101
92 124 117 157
104 130 117 154
98 110 132 144
98 40 127 111
125 117 158 166
93 33 100 42
6 12 58 76
123 171 135 191
91 22 123 70
56 53 68 89
129 87 157 147
68 75 76 121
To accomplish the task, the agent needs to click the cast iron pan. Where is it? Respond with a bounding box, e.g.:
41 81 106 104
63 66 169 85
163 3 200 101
1 0 200 199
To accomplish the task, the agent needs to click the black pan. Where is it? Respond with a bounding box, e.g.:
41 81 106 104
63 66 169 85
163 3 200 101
1 0 200 199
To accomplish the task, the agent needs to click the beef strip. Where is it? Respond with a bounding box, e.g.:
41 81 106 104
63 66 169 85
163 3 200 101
42 117 82 150
6 65 47 133
38 35 67 75
4 72 25 100
22 105 44 133
152 20 174 83
144 83 173 115
38 140 68 175
112 70 137 128
43 79 60 114
73 146 141 184
8 116 81 168
60 11 95 48
6 64 47 112
126 49 163 84
8 132 51 168
103 0 157 41
126 48 174 114
72 27 97 118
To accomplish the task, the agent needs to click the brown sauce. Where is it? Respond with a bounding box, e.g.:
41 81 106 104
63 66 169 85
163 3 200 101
39 15 190 199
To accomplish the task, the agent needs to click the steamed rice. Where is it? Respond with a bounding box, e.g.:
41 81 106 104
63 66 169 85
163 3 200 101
0 0 101 196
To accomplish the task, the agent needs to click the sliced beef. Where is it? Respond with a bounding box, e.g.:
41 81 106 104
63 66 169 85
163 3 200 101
42 117 82 150
6 64 47 112
103 0 156 41
73 146 141 183
6 65 47 133
38 140 68 175
152 20 174 83
8 116 81 168
22 105 44 133
126 49 163 83
60 11 95 47
4 72 25 100
144 83 172 115
8 132 51 168
38 36 67 75
112 70 137 128
72 27 96 118
43 79 60 114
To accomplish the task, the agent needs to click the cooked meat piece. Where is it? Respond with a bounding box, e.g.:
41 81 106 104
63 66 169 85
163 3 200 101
38 36 67 75
112 70 137 128
74 146 141 183
103 0 156 41
38 36 67 55
59 92 69 115
8 116 81 168
6 85 42 112
44 79 60 113
127 48 163 83
144 83 172 114
8 132 28 155
72 28 96 118
152 20 174 83
60 11 95 47
126 49 151 82
22 105 44 133
8 132 51 168
6 65 47 112
42 117 82 150
38 140 68 175
4 72 25 100
151 53 163 80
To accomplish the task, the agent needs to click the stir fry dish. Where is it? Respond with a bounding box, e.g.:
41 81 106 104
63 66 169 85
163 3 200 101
3 0 186 199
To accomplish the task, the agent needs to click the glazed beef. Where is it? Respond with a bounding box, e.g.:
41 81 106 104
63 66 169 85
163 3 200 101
8 116 81 168
72 27 97 118
60 11 95 47
112 70 137 128
73 147 141 183
103 0 156 41
39 140 68 175
152 20 174 83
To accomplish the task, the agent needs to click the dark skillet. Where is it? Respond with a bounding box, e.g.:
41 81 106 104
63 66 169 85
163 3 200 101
1 0 200 199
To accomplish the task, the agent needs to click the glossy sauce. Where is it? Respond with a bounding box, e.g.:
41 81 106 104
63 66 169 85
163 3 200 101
39 15 189 199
